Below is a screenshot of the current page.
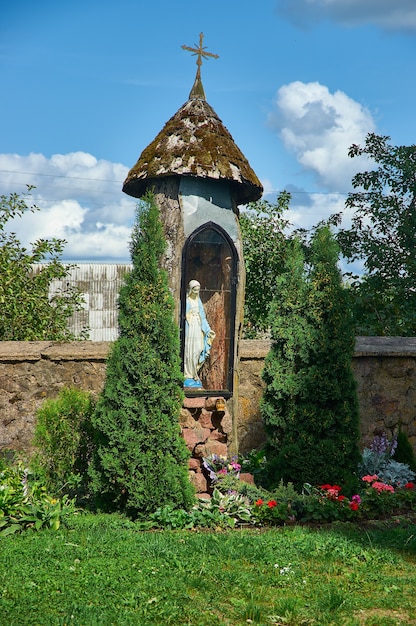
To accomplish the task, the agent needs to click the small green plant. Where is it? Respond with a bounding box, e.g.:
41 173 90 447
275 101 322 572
211 473 268 503
32 387 95 499
252 497 293 525
206 487 253 525
138 487 254 530
239 448 268 483
298 483 361 523
360 474 416 519
0 462 76 535
360 432 415 488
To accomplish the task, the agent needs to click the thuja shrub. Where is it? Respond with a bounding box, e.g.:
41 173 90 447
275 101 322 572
89 193 195 517
32 387 95 497
261 227 360 493
393 426 416 472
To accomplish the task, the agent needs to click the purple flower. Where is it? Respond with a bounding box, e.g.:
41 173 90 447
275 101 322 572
370 432 397 457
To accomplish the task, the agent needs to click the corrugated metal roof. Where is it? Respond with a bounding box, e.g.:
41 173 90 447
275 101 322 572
33 264 131 341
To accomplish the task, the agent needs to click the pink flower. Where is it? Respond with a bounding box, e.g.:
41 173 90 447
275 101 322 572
362 474 378 483
267 500 277 508
371 481 395 493
255 499 264 507
218 468 227 475
352 494 361 504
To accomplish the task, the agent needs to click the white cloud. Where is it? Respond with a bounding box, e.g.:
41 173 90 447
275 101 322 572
268 81 375 190
11 200 87 241
0 152 136 261
276 0 416 32
66 223 133 260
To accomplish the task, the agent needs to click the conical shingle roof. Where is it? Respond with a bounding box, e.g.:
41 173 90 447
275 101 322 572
122 78 263 205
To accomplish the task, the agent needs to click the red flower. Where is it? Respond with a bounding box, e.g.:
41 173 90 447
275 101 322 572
405 482 415 489
337 495 346 501
255 499 264 506
321 484 342 493
349 502 359 511
267 500 277 508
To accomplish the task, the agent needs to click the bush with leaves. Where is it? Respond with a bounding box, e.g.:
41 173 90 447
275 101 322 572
89 193 195 517
261 227 361 493
0 186 88 340
32 387 96 499
240 192 291 337
332 133 416 336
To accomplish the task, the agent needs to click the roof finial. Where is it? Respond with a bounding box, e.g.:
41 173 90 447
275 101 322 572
182 32 219 100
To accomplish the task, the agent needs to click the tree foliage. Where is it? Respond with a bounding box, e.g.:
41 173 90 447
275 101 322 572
261 226 360 492
333 133 416 335
89 192 195 517
0 186 87 340
240 192 291 336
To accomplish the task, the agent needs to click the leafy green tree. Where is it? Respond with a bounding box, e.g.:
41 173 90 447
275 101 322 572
240 192 291 337
0 186 87 340
89 192 195 517
333 133 416 335
261 226 360 492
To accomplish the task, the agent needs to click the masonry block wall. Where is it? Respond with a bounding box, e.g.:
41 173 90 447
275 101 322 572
1 338 415 493
237 337 416 455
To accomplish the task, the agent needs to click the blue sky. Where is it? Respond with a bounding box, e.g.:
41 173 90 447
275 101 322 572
1 0 415 262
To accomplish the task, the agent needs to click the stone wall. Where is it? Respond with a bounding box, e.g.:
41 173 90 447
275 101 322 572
237 337 416 454
0 342 108 454
1 338 416 472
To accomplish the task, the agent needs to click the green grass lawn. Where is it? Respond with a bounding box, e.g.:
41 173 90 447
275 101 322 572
1 514 415 626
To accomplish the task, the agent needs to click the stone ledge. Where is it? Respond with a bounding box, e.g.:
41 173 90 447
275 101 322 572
0 341 110 362
240 337 416 360
1 337 416 364
354 336 416 357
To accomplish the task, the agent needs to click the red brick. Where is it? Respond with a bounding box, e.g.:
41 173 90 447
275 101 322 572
198 408 214 429
183 396 206 409
189 470 208 493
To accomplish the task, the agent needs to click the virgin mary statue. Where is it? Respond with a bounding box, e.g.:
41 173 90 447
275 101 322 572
184 280 215 388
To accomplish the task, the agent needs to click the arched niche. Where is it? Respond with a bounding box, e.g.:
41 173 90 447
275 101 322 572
180 221 238 396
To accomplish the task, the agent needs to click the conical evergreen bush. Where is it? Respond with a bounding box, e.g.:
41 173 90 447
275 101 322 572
261 227 360 493
89 193 195 516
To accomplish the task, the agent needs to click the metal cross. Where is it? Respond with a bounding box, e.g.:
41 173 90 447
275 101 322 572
182 32 219 79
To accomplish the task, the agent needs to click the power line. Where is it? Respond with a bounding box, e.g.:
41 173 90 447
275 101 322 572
0 169 123 184
0 169 353 197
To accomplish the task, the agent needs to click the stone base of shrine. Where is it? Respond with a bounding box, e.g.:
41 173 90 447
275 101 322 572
180 395 232 498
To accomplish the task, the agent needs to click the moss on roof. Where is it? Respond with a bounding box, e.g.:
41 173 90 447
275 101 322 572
122 95 263 205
